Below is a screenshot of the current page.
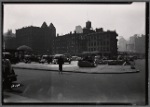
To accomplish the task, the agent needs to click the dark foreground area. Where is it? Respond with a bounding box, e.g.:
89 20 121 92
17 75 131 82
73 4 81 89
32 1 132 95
3 59 146 105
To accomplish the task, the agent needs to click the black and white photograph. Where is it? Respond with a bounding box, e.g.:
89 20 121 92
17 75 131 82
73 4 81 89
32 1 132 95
1 1 148 106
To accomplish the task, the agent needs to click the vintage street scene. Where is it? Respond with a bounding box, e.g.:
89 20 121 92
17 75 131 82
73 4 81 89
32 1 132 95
2 2 147 105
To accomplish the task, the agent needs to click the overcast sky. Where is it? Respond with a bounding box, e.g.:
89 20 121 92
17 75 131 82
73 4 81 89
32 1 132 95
3 2 145 40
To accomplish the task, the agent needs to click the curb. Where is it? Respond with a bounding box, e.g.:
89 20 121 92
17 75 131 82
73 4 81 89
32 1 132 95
12 66 140 74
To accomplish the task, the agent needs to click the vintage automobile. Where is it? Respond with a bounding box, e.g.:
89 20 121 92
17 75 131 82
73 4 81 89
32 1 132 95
24 55 31 63
2 57 17 89
71 56 78 61
39 55 53 64
78 56 98 67
3 52 19 64
39 55 47 64
107 60 125 65
52 54 71 64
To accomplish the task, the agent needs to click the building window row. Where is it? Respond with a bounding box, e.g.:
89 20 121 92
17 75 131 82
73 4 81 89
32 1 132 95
88 47 110 52
88 35 109 40
88 41 110 47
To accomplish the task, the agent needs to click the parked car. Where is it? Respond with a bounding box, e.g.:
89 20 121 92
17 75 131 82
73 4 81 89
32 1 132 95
3 52 19 64
98 59 108 64
71 56 79 61
107 60 125 65
24 55 31 63
52 54 71 64
39 55 52 64
78 56 98 67
2 58 17 89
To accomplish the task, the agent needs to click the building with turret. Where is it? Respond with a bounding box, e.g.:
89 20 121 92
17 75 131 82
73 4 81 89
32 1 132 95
16 22 56 54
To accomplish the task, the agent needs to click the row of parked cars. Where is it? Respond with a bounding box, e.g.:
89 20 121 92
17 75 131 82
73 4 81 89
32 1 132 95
77 55 136 67
39 54 71 64
23 54 72 64
35 54 135 67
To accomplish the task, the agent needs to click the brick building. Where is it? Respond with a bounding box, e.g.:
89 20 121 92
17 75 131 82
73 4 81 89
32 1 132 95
53 33 85 55
54 21 118 57
16 22 56 55
7 21 118 57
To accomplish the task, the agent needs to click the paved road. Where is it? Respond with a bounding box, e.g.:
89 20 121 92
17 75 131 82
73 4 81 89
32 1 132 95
3 59 146 105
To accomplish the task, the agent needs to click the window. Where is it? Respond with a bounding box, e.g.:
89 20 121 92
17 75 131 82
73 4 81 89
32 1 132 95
107 47 109 51
103 41 105 45
94 42 96 46
89 43 90 46
103 47 105 51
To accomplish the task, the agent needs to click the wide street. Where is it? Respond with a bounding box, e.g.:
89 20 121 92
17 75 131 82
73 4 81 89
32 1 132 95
3 59 146 105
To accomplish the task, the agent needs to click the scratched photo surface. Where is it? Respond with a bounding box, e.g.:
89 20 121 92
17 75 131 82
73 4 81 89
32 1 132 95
2 2 147 105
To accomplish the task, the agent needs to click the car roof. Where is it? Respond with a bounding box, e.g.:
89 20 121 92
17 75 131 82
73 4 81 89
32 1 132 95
54 54 64 57
3 52 11 55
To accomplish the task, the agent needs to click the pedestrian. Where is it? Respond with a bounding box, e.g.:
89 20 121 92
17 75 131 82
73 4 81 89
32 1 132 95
130 57 135 69
58 56 64 74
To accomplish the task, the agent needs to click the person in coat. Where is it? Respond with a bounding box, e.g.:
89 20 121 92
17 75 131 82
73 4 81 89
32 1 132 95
57 56 64 74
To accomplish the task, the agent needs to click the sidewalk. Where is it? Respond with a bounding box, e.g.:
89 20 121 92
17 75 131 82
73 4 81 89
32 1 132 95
12 61 139 74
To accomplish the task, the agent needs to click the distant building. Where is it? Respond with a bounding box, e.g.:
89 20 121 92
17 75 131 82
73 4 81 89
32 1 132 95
75 25 83 34
118 37 127 52
134 34 145 54
126 34 145 54
3 29 17 50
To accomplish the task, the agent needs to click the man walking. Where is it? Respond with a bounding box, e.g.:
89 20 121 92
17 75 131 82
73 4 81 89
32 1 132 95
130 57 135 69
58 56 64 74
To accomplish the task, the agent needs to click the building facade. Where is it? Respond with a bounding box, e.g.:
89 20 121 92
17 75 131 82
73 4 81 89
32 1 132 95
118 37 127 52
54 21 118 57
16 22 56 55
126 34 145 54
3 30 17 50
6 21 118 57
75 25 83 34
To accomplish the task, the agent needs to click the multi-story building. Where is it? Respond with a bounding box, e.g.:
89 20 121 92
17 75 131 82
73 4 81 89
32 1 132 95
118 37 127 52
126 34 145 54
16 22 56 55
54 21 118 57
134 34 145 54
53 32 86 55
3 29 17 50
85 29 118 57
6 21 118 57
75 25 83 34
